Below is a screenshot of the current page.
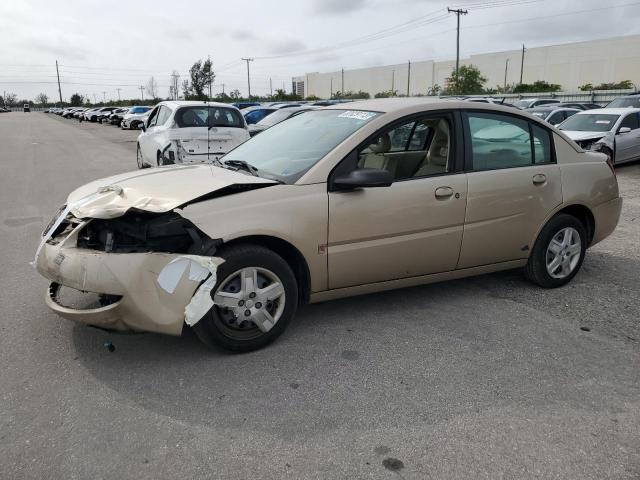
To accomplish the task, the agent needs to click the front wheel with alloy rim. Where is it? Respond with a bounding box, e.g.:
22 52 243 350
192 244 298 352
525 213 587 288
136 144 148 169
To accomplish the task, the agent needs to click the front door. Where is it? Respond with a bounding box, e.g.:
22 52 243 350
327 112 468 289
615 112 640 163
457 111 563 268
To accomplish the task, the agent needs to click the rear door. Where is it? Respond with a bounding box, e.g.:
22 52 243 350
458 111 562 268
615 112 640 163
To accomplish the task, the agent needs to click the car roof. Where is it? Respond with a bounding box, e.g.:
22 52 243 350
324 97 526 115
157 100 240 109
575 107 640 115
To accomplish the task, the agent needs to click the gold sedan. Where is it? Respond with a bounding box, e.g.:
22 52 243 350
35 99 622 351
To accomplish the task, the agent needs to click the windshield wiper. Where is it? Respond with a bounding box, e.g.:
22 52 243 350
223 160 259 176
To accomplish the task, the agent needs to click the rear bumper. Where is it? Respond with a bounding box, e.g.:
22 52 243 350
591 196 623 246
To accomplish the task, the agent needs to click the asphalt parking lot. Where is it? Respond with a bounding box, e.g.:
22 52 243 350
1 112 639 479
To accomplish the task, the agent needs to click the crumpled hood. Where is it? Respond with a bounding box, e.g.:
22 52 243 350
561 130 608 142
66 164 276 219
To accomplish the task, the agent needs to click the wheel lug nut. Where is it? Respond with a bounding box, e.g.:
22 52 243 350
238 300 245 306
249 292 256 299
255 302 262 309
244 309 251 316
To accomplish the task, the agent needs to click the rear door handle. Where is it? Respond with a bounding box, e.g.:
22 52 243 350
435 186 454 199
532 174 547 185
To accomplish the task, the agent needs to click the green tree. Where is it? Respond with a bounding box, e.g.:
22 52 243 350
183 58 215 100
374 90 397 98
229 89 241 100
271 88 301 101
332 90 370 100
69 93 84 106
427 84 441 96
580 80 634 91
513 80 561 93
443 65 487 95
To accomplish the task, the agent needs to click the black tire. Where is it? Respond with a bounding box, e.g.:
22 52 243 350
524 213 587 288
192 244 298 352
156 151 163 167
136 144 148 169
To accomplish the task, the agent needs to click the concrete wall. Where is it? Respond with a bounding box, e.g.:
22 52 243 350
294 35 640 98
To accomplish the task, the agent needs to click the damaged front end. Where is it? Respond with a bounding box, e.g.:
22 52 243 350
35 208 224 335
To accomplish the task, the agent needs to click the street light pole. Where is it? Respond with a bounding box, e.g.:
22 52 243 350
520 44 526 85
504 58 510 90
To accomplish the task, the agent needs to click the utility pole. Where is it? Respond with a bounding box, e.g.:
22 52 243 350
102 91 106 103
208 55 212 100
520 44 526 85
55 60 63 103
341 67 344 93
447 7 468 86
116 88 121 101
139 85 144 100
407 61 411 96
391 70 395 93
241 58 254 98
269 77 273 97
93 93 97 104
330 77 333 98
222 83 225 95
504 58 509 90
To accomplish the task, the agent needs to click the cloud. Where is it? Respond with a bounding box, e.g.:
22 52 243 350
229 29 258 41
24 37 88 61
312 0 368 15
268 38 306 54
168 27 192 41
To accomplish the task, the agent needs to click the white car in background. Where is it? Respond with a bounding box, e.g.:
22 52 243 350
136 101 250 168
559 108 640 165
121 106 153 130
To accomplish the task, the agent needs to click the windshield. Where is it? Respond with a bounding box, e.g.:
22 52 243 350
606 97 640 108
559 114 619 132
224 109 380 183
528 109 549 118
513 100 531 108
256 108 302 127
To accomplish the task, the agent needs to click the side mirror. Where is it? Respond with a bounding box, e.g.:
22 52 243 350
618 126 631 134
140 122 146 132
333 168 393 190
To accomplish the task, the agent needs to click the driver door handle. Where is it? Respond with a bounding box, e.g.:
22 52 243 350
435 186 454 199
532 174 547 185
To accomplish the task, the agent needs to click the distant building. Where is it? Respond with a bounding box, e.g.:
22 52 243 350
293 34 640 98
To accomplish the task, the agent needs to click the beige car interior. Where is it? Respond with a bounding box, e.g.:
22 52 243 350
358 118 450 179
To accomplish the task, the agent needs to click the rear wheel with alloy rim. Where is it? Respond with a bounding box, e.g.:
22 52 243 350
525 213 587 288
192 244 298 352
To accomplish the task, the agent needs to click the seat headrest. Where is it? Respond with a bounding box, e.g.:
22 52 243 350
369 133 391 154
427 120 450 167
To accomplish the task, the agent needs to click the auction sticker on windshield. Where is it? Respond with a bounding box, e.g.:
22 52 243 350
337 111 377 120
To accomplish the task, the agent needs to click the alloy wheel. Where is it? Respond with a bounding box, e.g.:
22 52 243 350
546 227 581 279
212 267 286 338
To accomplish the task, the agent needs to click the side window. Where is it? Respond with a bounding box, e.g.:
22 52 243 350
547 111 563 126
620 113 640 131
532 124 553 164
156 106 171 125
467 112 532 170
147 107 160 127
356 115 451 180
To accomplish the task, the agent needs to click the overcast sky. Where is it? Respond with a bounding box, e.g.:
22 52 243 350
1 0 639 102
